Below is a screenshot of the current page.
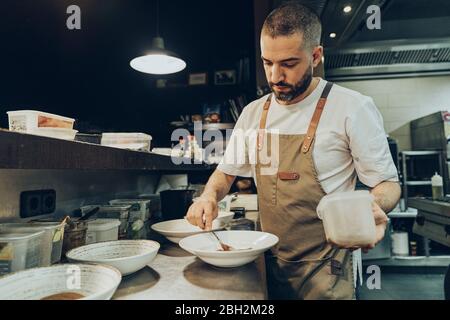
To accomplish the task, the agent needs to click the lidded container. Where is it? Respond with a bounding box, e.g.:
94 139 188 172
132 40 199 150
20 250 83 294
81 205 131 239
101 133 152 152
86 219 121 245
7 110 75 132
0 230 45 276
0 222 64 266
316 190 376 247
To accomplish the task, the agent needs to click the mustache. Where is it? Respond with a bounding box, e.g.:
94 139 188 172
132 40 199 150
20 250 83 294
270 81 293 88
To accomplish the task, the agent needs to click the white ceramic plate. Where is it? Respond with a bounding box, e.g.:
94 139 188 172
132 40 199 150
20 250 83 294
179 230 279 268
151 211 235 243
66 240 160 276
0 264 121 300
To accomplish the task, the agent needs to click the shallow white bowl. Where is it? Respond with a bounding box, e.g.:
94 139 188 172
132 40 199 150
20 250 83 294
66 240 160 276
0 264 121 300
179 230 279 268
151 211 235 243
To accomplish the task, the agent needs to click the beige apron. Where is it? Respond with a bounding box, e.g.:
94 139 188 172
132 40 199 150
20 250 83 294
256 82 355 300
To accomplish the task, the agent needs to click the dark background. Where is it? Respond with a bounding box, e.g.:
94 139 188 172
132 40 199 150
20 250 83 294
0 0 257 146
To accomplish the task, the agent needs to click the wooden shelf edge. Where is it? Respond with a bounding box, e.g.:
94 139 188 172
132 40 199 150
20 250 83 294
0 129 215 171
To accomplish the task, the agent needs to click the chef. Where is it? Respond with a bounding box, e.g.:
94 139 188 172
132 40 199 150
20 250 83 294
186 2 400 300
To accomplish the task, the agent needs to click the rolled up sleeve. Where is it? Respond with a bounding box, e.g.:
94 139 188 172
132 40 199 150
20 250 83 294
347 97 399 187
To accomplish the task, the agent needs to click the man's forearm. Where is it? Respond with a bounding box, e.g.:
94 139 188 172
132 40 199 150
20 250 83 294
370 181 401 213
200 169 236 202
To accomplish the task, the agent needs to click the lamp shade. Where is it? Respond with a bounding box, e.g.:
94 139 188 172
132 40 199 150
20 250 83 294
130 37 186 75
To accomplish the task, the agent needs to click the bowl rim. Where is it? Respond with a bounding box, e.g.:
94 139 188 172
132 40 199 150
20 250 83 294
151 211 234 235
66 239 160 263
0 263 122 300
178 230 279 255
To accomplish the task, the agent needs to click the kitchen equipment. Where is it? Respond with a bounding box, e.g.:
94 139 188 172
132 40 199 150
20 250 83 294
66 240 160 276
0 230 45 275
179 230 279 268
0 264 121 300
78 206 100 221
316 190 377 247
109 199 151 222
86 219 121 245
81 205 131 239
7 110 75 132
62 219 88 257
160 189 195 221
101 132 152 152
410 111 450 194
151 211 235 243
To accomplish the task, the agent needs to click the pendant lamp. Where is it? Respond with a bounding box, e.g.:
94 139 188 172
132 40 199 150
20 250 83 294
130 0 186 75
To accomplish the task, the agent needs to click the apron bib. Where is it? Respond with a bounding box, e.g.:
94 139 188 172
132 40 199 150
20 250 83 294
255 82 355 300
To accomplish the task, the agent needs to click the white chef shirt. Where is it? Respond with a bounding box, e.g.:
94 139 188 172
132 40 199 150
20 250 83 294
217 78 399 193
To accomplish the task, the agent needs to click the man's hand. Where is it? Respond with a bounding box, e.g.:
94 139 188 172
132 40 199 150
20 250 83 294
185 196 219 230
329 201 389 253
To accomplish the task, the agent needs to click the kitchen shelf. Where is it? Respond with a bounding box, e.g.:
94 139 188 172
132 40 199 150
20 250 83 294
0 129 215 171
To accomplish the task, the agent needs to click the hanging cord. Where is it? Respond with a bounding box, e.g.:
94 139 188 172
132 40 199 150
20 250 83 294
156 0 160 37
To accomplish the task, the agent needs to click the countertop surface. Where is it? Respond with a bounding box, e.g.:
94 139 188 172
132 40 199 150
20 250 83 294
112 234 267 300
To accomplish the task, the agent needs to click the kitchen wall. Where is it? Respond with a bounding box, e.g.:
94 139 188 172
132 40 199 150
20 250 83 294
0 170 159 222
336 75 450 151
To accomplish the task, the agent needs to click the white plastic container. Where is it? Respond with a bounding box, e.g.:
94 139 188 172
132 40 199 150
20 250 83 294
101 133 152 152
7 110 75 132
86 219 121 245
431 172 444 200
28 127 78 140
0 230 45 276
316 190 377 247
81 205 131 239
109 199 151 222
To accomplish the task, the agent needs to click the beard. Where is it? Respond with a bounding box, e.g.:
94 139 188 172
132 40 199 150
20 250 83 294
270 66 313 102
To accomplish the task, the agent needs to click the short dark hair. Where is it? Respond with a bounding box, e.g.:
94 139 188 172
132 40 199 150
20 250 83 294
262 1 322 49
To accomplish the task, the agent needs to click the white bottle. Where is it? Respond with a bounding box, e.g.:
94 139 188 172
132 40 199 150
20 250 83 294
431 172 444 200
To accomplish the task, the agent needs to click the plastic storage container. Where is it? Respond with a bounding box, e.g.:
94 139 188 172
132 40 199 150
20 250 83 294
81 205 131 239
0 224 51 266
109 199 151 222
0 230 45 275
28 127 78 140
101 133 152 152
86 219 121 244
316 190 376 247
7 110 75 132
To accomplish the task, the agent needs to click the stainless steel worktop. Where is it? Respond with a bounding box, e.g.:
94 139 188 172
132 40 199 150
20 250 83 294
112 234 267 300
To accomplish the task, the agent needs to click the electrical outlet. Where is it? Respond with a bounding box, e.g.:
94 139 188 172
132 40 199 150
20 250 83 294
41 190 56 214
20 189 56 218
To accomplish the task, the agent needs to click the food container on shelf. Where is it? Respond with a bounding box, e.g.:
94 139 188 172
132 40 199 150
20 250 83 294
85 219 121 245
0 230 46 275
101 132 152 152
81 205 131 239
26 127 78 140
316 190 377 248
7 110 75 132
109 199 151 222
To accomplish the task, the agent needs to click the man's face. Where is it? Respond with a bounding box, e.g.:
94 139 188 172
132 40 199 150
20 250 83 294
260 32 321 103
